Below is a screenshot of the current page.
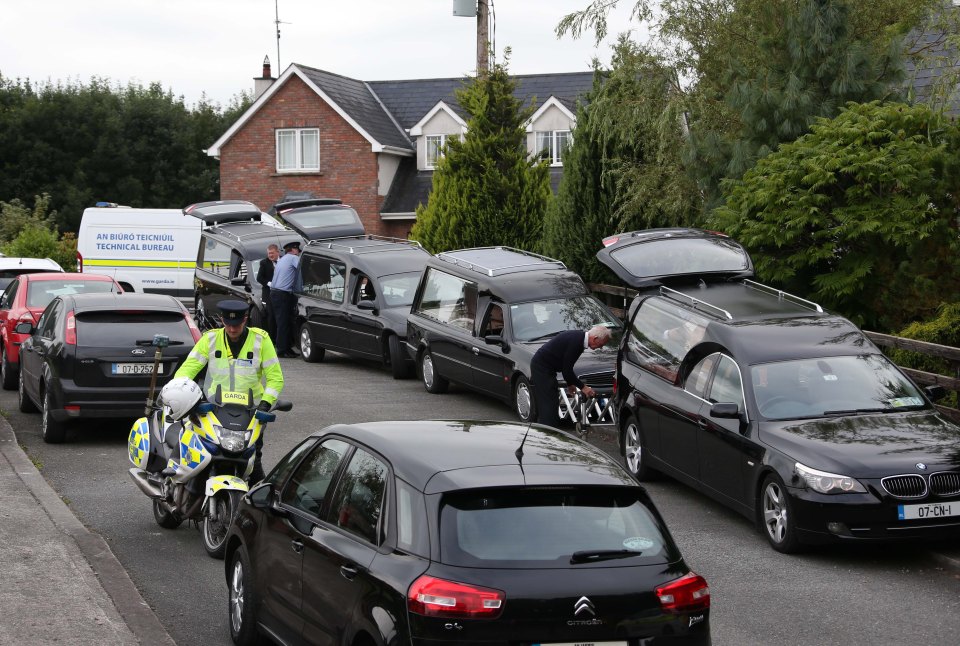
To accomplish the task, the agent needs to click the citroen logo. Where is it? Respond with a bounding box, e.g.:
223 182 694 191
917 463 928 471
131 348 147 356
574 596 595 617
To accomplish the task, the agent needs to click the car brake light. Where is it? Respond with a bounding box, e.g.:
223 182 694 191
76 251 83 272
185 313 202 342
602 236 619 247
656 572 710 613
65 310 76 345
17 312 36 324
407 575 504 618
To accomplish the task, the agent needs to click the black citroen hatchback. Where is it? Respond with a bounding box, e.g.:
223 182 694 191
223 420 711 646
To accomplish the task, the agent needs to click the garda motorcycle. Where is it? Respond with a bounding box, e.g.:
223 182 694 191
126 335 291 559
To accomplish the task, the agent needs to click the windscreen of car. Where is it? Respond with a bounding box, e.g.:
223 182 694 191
610 237 749 279
377 271 421 308
27 280 116 308
510 295 621 343
439 486 675 567
752 354 929 420
75 311 194 347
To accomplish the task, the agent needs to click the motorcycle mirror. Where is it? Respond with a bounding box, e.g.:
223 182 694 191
255 410 277 423
274 400 293 412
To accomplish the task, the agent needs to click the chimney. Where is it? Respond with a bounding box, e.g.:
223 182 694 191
254 55 275 100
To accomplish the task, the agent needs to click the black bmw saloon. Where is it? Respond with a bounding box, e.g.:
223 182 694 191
223 420 711 645
599 228 960 553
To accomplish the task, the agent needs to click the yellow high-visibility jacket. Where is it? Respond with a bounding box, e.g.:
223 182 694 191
175 327 283 406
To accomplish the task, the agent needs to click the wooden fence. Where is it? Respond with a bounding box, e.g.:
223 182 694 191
588 283 960 424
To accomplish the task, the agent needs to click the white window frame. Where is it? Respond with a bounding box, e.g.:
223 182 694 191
535 130 571 166
425 134 453 169
276 127 320 172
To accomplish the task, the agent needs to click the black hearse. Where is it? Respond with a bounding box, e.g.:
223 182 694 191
599 228 960 553
406 247 621 421
295 236 430 377
189 200 366 330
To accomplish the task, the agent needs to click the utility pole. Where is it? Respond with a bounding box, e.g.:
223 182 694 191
476 0 489 76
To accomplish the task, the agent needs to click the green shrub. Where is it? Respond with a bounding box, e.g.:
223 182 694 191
888 303 960 408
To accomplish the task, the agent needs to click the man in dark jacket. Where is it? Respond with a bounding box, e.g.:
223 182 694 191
531 325 611 427
256 244 279 341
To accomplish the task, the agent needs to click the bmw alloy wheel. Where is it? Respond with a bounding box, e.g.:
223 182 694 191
761 475 801 553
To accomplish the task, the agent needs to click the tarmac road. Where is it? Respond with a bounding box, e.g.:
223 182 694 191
6 351 960 645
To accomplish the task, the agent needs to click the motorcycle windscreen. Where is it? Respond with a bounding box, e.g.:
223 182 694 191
596 229 754 288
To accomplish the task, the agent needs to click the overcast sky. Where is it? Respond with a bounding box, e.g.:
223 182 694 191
2 1 641 108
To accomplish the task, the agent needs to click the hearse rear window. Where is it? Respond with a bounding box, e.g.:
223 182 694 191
415 268 478 332
625 297 709 382
439 486 672 567
76 311 194 347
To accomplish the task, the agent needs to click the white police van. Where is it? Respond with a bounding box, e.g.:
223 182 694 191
77 201 282 306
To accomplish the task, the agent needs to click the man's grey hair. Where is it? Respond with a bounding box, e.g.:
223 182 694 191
588 325 611 344
267 243 280 252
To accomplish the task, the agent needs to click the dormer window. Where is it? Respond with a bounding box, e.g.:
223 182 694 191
425 134 454 169
276 127 320 172
536 130 571 166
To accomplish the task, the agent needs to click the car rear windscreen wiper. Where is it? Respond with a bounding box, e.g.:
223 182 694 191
570 549 640 564
135 339 185 346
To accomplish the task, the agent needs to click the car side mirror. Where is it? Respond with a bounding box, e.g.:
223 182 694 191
247 482 288 517
925 385 947 402
484 334 509 352
15 322 33 335
356 299 376 311
710 402 741 419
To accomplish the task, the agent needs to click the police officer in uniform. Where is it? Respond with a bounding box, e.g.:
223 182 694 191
175 300 284 481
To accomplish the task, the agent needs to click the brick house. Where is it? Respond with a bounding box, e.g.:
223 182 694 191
206 61 594 238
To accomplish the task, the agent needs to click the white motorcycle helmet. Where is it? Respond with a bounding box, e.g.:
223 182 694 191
159 378 203 420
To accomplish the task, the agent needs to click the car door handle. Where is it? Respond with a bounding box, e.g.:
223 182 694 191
291 539 304 554
472 346 479 355
340 563 363 580
697 419 708 429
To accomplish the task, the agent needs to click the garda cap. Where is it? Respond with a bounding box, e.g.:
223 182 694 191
218 300 249 324
282 240 302 252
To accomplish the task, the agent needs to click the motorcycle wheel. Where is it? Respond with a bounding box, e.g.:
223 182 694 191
203 489 242 560
153 499 183 530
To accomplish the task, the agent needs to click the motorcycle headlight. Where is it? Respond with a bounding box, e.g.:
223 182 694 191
216 426 247 452
795 462 866 494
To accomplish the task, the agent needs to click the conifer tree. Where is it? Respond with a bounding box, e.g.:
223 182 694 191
688 0 904 208
410 56 552 253
544 39 699 282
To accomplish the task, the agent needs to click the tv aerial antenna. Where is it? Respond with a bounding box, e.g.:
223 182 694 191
274 0 291 71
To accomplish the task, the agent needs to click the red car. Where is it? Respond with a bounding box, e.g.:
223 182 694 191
0 273 122 390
